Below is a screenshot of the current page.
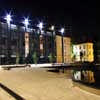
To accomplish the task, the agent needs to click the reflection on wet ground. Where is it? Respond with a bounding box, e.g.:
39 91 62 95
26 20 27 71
73 82 100 96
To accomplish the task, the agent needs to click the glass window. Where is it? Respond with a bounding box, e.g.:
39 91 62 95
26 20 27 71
80 46 81 49
83 45 85 49
89 45 91 49
84 51 86 55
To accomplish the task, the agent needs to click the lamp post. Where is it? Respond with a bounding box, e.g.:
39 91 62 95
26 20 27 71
60 28 65 73
50 25 55 63
24 18 29 32
37 22 44 59
37 22 43 31
23 18 29 60
5 14 12 64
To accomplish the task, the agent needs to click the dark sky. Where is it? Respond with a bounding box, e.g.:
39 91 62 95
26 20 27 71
0 0 97 41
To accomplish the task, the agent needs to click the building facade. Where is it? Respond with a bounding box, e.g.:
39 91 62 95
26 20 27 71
0 21 71 65
0 21 33 64
56 35 71 63
0 21 57 64
73 43 94 62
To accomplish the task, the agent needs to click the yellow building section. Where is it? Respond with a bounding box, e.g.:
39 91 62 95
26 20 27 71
87 43 94 62
56 35 71 63
73 43 94 62
56 35 62 63
63 37 71 63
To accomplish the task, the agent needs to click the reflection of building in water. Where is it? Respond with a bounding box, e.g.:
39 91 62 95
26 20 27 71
73 43 94 62
56 35 71 63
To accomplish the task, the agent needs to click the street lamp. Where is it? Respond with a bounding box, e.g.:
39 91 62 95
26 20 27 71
23 18 29 32
50 25 55 63
23 18 30 60
37 22 44 59
37 22 43 31
51 25 55 31
5 14 12 25
60 28 65 73
60 28 65 34
5 13 12 64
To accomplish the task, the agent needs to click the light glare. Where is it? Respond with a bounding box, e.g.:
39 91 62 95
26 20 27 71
37 22 43 30
5 14 12 24
24 18 29 27
51 25 55 30
60 28 65 34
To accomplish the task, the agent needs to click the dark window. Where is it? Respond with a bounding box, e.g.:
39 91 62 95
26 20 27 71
0 37 6 45
80 46 81 49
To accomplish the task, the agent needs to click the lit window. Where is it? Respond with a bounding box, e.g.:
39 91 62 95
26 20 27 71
84 51 86 55
83 45 85 49
89 45 91 49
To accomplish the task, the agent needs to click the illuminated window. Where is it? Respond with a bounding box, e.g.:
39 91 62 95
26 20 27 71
89 45 91 49
83 45 85 49
89 51 91 55
84 51 86 55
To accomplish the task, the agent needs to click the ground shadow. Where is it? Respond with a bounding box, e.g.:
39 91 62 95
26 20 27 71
76 81 100 89
73 81 100 96
0 83 25 100
47 69 60 73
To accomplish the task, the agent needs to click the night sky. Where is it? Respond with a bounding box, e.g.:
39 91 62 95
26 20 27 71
0 0 97 42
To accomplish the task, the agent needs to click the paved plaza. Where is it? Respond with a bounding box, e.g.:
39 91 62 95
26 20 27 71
0 67 100 100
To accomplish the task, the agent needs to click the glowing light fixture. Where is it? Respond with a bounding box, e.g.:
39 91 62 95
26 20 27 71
51 25 55 31
5 14 12 24
24 18 29 28
37 22 43 30
60 28 65 34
